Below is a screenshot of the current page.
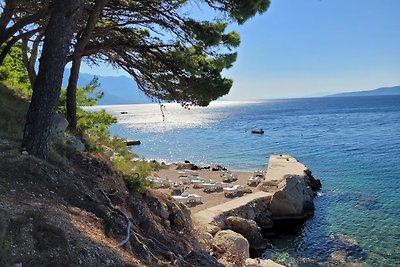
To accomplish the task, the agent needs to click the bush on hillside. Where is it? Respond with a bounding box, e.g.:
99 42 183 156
0 44 31 97
58 77 116 137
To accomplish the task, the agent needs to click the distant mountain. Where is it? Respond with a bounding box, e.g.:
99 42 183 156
326 85 400 97
62 70 153 105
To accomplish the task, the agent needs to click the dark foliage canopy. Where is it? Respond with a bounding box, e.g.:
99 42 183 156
1 0 270 106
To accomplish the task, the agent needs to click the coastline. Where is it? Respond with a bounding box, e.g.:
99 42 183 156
102 95 400 266
153 154 318 217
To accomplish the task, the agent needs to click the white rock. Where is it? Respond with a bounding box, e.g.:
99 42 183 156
101 145 114 159
52 113 69 140
245 258 285 267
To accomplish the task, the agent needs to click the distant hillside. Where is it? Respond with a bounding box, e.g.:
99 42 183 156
62 70 153 105
327 85 400 97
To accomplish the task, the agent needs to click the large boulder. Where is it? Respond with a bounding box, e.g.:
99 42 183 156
225 216 268 250
52 113 69 140
269 175 315 218
212 230 249 266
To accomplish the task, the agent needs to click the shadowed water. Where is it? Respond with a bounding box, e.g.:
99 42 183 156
94 95 400 266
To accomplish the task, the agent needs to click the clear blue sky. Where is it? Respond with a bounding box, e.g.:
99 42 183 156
80 0 400 99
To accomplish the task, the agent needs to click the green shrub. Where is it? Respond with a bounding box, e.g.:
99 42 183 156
0 44 32 97
58 77 117 137
122 174 152 193
97 134 136 159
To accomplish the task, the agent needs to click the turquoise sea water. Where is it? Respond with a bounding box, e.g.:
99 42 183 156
99 96 400 266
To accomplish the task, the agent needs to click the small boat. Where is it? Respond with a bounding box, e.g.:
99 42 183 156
126 140 141 146
120 111 128 114
251 129 264 134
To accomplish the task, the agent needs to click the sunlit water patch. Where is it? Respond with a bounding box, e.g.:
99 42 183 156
88 101 264 133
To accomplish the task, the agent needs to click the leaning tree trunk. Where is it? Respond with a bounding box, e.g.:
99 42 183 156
21 31 43 87
66 0 108 131
66 57 82 131
0 0 16 45
22 0 84 159
0 36 18 65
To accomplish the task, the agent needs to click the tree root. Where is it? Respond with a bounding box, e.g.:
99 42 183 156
98 188 196 266
98 189 133 246
118 220 132 247
98 189 164 262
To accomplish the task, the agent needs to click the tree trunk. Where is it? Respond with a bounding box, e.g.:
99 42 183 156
66 57 81 131
0 28 37 65
22 0 84 159
0 36 18 65
0 0 16 41
0 5 49 46
21 31 43 87
66 0 108 131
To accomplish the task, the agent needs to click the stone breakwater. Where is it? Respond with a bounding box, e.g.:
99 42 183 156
194 154 321 266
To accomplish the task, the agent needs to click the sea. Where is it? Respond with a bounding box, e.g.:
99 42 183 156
94 95 400 266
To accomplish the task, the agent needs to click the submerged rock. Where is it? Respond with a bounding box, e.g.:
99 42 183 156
328 250 363 267
333 234 359 247
330 234 366 261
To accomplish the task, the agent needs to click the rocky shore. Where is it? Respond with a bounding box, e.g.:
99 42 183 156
152 154 322 266
191 154 322 266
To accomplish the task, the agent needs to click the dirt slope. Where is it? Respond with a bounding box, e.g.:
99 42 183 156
0 138 221 267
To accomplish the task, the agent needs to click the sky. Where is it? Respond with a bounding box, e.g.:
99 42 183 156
80 0 400 100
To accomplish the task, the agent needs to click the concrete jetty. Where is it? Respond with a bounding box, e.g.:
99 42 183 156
263 154 308 189
194 154 309 226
